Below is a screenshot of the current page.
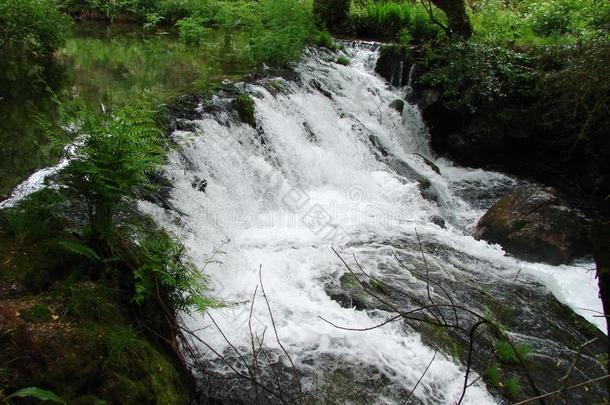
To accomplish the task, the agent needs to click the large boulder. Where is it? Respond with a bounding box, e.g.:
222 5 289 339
474 185 589 265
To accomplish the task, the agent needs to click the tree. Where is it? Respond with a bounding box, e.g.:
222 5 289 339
313 0 350 31
423 0 472 38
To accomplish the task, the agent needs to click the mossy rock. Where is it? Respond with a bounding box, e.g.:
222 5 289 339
234 93 256 127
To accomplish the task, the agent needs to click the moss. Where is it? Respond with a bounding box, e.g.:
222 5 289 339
418 322 462 360
1 281 192 404
234 93 256 127
19 304 52 322
336 56 350 66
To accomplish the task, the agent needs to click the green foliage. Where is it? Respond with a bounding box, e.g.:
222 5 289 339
60 103 165 244
249 0 318 68
336 55 351 66
471 0 610 46
61 281 118 322
504 375 523 398
0 0 69 101
419 40 535 113
8 387 66 404
313 30 338 50
1 191 63 243
536 35 610 144
106 328 143 361
483 362 501 386
19 304 53 322
495 340 531 364
177 16 212 44
133 230 214 313
57 240 103 262
313 0 350 30
348 0 445 42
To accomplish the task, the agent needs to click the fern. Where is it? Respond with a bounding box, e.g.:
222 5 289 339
57 240 101 262
8 387 66 404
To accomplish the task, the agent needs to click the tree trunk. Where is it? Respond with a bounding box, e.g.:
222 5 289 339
429 0 472 38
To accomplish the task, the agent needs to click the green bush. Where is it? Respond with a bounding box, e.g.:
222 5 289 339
418 40 535 113
59 103 166 246
250 0 318 68
0 0 68 101
536 35 610 145
313 0 350 30
348 0 445 43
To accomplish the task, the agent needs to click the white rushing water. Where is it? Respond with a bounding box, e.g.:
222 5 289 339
133 45 604 404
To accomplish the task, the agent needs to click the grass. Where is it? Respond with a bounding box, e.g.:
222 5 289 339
504 375 523 398
495 340 531 364
336 55 350 66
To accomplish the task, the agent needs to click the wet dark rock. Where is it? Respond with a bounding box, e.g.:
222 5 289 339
412 153 441 175
375 45 413 87
368 134 389 157
389 99 405 114
323 237 607 404
173 120 199 133
303 121 317 142
310 79 333 99
430 215 446 229
191 177 208 193
474 185 590 265
386 157 440 203
166 94 204 121
145 172 174 210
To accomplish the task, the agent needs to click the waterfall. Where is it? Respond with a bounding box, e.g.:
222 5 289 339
0 42 588 404
138 44 605 404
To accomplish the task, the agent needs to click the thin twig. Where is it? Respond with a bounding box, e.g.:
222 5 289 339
404 351 437 404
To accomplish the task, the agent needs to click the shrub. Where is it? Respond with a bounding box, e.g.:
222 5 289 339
348 0 445 42
250 0 318 67
313 0 350 30
0 0 68 101
132 230 214 313
418 40 535 113
535 34 610 145
59 103 166 247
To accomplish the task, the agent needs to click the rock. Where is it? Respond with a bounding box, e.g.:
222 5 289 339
412 153 441 175
389 99 405 114
368 134 389 157
474 185 589 265
430 215 446 229
233 93 256 127
310 79 333 99
303 121 317 142
375 45 413 87
191 177 207 193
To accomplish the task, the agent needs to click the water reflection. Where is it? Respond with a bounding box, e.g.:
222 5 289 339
0 21 251 198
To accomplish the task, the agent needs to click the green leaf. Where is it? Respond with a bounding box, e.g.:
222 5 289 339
9 387 67 404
